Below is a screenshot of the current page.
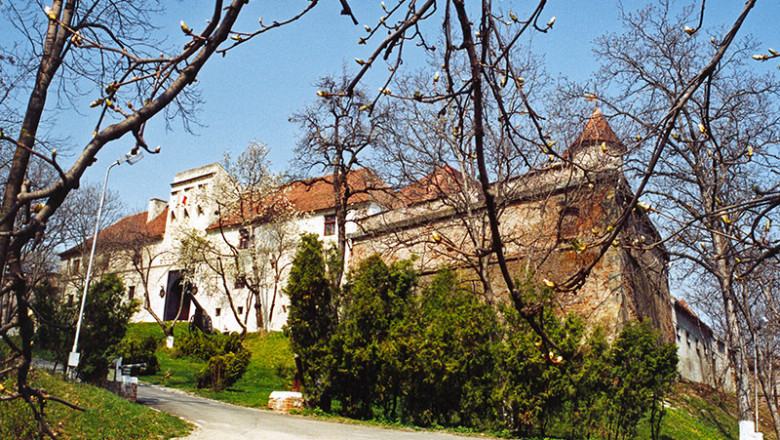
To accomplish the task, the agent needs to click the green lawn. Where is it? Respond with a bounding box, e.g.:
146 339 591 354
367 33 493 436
130 323 295 408
1 369 190 440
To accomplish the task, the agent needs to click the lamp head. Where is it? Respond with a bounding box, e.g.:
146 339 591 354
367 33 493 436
123 151 144 165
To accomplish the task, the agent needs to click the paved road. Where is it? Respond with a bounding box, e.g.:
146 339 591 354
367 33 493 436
138 384 492 440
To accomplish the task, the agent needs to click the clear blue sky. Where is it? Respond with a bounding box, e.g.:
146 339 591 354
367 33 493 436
4 1 779 212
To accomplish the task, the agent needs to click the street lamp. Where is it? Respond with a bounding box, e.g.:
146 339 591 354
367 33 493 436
67 150 143 378
754 317 768 430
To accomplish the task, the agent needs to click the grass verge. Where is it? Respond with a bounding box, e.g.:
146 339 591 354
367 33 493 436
129 323 295 408
1 369 191 440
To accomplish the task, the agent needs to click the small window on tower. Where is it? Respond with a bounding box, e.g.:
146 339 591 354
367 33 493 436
128 286 135 300
215 308 221 317
559 206 580 239
238 228 249 249
324 215 336 236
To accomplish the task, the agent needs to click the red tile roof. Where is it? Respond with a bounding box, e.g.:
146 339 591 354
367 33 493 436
210 168 392 229
565 107 625 158
59 208 167 258
284 168 389 213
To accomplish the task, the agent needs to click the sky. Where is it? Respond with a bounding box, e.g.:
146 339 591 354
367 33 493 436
0 0 777 325
3 0 779 213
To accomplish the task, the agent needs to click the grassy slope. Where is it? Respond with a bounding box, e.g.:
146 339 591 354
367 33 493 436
1 369 191 440
129 322 295 408
636 381 739 440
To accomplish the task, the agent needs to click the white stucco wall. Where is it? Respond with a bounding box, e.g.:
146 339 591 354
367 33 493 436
59 162 384 335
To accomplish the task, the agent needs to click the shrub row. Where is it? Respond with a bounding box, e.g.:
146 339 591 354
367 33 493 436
285 239 678 439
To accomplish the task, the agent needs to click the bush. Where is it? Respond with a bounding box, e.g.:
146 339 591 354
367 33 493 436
32 274 138 383
396 268 499 429
176 329 244 361
196 349 251 391
176 328 252 391
111 335 160 376
602 322 678 440
328 255 416 419
176 329 223 361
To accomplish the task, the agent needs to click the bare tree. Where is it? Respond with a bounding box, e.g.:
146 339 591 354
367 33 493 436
0 1 322 436
176 227 252 336
52 182 126 292
101 214 175 337
206 142 301 333
372 62 565 305
252 204 301 332
571 1 780 432
291 75 392 287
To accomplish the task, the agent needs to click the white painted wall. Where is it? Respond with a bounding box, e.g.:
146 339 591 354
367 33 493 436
59 162 384 335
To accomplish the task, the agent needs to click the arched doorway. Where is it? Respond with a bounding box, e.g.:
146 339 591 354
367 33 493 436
164 271 196 321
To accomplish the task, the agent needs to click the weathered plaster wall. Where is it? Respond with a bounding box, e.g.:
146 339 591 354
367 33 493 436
350 167 675 341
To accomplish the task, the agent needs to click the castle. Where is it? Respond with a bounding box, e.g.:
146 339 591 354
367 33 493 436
58 109 730 388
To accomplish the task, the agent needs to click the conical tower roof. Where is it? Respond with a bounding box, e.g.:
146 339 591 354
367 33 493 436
566 107 625 158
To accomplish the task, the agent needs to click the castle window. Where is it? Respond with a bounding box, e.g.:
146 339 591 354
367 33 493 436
324 215 336 236
238 228 249 249
215 308 221 317
71 258 81 274
234 276 246 289
237 307 244 315
128 286 135 300
560 206 580 239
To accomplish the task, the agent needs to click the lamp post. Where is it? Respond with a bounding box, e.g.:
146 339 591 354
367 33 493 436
67 150 143 379
754 317 767 430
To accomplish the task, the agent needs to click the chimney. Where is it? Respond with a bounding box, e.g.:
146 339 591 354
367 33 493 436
147 198 167 223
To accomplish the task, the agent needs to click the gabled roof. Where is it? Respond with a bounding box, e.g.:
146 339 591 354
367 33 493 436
59 207 168 258
284 168 389 213
209 168 392 229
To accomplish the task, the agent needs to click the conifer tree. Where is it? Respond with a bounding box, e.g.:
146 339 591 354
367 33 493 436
284 233 336 408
